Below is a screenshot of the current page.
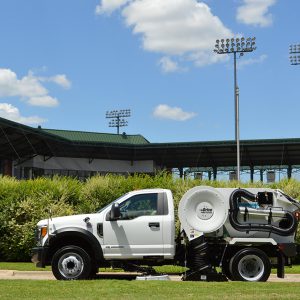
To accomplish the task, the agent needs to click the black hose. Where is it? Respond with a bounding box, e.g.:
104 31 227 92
229 189 298 236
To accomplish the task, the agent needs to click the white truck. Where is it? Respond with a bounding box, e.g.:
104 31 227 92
32 186 300 281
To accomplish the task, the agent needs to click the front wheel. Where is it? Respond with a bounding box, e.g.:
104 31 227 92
89 264 99 279
229 248 271 282
52 245 92 280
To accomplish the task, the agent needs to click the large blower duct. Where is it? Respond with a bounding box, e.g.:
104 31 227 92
179 186 228 235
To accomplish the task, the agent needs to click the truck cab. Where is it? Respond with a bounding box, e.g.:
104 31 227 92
102 188 175 259
32 189 175 280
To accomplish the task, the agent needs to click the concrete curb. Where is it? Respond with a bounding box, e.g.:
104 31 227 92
0 270 300 282
0 270 55 280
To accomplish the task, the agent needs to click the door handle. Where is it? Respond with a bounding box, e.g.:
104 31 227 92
149 222 160 228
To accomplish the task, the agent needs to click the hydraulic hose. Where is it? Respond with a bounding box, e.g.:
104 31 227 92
229 189 298 236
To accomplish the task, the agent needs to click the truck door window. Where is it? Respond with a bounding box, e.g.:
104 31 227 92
119 193 158 219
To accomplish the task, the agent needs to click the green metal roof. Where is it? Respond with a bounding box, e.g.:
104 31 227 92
41 128 150 145
2 116 300 169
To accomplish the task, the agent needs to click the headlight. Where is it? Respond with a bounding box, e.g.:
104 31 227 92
41 226 48 238
35 225 48 246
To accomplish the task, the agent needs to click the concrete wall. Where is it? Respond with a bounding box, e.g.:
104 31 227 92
16 155 156 174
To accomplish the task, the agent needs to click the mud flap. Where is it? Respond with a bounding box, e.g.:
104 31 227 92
277 252 285 279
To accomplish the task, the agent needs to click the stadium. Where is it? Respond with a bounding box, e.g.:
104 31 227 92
1 116 300 182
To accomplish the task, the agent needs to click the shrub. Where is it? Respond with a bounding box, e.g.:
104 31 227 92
0 176 79 261
1 174 300 261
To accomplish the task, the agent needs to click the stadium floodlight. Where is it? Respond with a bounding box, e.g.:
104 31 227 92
289 44 300 65
214 37 257 182
106 109 131 134
214 37 256 55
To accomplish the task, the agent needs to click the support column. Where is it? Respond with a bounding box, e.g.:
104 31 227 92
260 169 264 182
287 165 292 179
208 171 212 181
213 167 217 181
250 166 254 183
3 160 12 176
179 167 184 179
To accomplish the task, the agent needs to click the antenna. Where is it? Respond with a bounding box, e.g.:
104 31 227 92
106 109 131 134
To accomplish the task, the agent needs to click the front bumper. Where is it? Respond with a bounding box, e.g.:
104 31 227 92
31 246 49 268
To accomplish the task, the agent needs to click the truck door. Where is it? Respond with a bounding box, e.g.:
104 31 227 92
103 192 164 259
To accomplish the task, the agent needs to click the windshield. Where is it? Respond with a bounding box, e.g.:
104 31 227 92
97 193 129 213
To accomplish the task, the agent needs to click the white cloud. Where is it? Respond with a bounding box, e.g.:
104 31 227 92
0 68 70 107
189 50 230 67
0 103 46 125
158 57 184 73
51 74 71 89
238 54 267 68
0 69 47 98
123 0 233 56
98 0 234 68
237 0 276 27
95 0 132 15
27 96 59 107
40 74 72 89
153 104 196 121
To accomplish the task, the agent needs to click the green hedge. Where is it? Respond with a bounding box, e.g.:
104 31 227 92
1 174 300 261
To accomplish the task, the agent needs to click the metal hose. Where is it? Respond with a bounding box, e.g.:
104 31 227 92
229 189 298 236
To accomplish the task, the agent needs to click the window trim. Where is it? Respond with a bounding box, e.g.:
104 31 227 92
105 192 169 221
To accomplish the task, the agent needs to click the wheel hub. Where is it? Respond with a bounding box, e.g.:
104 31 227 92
238 254 264 281
58 253 84 279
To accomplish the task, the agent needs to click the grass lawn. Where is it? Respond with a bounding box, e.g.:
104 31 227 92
0 262 51 271
1 262 300 274
0 280 300 300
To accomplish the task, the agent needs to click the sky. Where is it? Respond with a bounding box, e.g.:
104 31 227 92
0 0 299 143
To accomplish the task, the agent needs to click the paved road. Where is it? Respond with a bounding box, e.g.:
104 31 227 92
1 270 300 282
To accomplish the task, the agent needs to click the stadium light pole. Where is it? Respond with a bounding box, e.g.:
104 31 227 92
290 44 300 65
214 37 257 181
106 109 131 134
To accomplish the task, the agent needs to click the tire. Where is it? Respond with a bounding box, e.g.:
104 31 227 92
222 259 233 280
229 248 271 282
52 245 92 280
89 264 99 279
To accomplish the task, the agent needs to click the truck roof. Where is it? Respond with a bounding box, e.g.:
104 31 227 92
127 188 171 194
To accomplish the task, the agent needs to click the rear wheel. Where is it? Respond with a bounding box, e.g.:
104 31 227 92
52 245 92 280
222 260 233 280
229 248 271 282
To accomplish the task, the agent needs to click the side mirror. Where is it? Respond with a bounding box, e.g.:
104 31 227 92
110 203 121 221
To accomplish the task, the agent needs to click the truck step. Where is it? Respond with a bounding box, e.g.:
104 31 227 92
182 272 228 282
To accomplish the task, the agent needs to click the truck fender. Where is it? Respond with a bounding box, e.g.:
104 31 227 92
49 227 104 263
